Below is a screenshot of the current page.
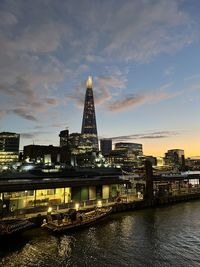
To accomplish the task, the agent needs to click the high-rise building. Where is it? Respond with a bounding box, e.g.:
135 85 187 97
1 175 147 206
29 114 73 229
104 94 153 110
100 139 112 156
59 129 69 147
81 76 98 151
0 132 20 165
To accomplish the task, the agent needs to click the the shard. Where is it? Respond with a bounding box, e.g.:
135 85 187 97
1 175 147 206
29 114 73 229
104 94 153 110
81 76 99 151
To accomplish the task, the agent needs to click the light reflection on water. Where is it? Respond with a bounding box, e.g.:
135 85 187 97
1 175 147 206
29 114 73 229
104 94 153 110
1 201 200 267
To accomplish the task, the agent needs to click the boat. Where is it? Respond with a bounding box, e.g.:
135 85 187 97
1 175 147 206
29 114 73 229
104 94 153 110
42 206 112 233
0 218 34 236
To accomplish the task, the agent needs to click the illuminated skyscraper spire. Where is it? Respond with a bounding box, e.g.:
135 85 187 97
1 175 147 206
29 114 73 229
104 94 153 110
81 76 99 151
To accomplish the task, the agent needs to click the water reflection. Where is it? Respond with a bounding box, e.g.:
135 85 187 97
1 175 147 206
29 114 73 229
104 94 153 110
1 201 200 267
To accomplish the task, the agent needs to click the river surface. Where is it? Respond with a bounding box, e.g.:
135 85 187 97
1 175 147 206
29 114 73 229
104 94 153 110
0 201 200 267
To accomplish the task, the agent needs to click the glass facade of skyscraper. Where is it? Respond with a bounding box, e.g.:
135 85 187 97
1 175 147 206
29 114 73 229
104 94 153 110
81 76 99 151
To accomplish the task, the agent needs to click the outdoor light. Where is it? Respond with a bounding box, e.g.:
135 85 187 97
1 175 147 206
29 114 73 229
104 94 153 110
97 200 102 208
75 203 79 211
47 207 52 213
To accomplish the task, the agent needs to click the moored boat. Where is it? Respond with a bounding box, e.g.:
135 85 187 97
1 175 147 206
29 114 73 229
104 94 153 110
42 206 112 233
0 218 34 236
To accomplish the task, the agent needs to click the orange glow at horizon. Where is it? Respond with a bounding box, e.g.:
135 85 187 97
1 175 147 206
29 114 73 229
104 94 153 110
143 135 200 158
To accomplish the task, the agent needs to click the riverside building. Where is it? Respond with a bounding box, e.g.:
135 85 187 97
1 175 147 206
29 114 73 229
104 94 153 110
164 149 185 169
0 172 127 215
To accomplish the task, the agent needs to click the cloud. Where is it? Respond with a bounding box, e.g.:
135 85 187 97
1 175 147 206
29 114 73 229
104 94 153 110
107 86 179 112
184 74 200 81
0 110 9 118
0 11 18 26
110 131 179 142
190 83 200 90
34 122 67 130
46 98 60 105
0 0 198 124
85 54 105 63
96 76 126 90
10 23 69 53
20 131 49 139
164 66 175 76
12 108 37 121
67 78 179 112
102 1 196 62
0 76 63 121
0 3 72 123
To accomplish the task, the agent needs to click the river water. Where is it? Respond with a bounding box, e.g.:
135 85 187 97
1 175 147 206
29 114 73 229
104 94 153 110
0 201 200 267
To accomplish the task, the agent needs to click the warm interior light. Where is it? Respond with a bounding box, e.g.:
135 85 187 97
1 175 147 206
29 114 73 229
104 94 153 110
97 200 102 208
47 207 52 213
75 203 79 211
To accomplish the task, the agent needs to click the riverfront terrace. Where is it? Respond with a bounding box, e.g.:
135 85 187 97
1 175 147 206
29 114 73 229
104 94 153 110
1 167 200 220
0 171 130 219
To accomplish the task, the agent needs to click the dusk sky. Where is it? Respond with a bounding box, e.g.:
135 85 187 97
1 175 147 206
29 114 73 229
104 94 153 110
0 0 200 157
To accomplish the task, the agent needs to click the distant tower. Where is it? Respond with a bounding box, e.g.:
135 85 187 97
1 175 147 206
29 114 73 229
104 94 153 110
100 139 112 156
81 76 99 151
59 129 69 147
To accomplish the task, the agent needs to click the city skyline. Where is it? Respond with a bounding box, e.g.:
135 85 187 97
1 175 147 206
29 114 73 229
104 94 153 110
0 1 200 157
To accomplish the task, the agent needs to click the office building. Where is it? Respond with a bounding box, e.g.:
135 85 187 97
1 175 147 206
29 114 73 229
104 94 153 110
115 142 143 156
165 149 185 167
59 129 69 147
0 132 20 165
108 142 143 168
100 139 112 156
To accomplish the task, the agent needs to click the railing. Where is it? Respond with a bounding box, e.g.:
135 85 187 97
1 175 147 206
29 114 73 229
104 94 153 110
171 187 200 196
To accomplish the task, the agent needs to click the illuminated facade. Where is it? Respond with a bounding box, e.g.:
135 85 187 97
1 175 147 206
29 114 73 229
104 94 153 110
0 132 20 165
0 185 121 211
164 149 185 167
115 142 143 156
0 175 126 213
81 76 99 152
108 142 143 167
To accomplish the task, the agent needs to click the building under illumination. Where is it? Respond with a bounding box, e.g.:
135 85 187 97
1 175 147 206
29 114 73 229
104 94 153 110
164 149 185 167
0 132 20 165
115 142 143 156
0 172 127 213
108 142 143 168
81 76 99 152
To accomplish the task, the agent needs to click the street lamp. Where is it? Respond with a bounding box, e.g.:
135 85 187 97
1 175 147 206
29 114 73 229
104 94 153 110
75 203 79 211
97 200 102 208
47 206 52 214
25 190 28 207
